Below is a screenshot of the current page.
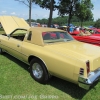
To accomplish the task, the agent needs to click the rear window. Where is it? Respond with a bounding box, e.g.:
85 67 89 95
42 31 74 43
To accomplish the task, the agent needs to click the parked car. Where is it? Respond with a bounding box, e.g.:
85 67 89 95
65 28 100 46
89 28 100 34
71 30 100 46
58 26 67 31
0 16 100 90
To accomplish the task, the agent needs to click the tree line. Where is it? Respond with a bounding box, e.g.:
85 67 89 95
26 16 94 26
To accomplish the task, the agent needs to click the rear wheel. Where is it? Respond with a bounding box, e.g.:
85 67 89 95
30 58 49 84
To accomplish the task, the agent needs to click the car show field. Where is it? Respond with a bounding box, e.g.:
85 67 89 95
0 0 100 99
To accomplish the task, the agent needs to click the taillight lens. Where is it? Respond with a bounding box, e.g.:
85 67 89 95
86 61 90 75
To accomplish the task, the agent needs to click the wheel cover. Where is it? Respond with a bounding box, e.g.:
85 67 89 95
32 63 43 79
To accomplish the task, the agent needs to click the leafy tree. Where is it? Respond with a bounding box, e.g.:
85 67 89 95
15 0 35 26
58 0 80 26
75 0 93 27
71 16 79 22
26 19 36 22
52 16 68 25
41 18 48 24
94 19 100 28
35 0 58 27
58 0 93 27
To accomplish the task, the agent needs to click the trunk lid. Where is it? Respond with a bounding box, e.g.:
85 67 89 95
45 40 100 70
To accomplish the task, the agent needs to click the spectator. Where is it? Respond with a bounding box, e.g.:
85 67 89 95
69 26 73 33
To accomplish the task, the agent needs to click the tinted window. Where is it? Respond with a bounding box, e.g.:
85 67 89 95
42 31 74 43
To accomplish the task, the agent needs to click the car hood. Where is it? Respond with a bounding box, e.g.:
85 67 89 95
0 16 30 34
44 40 100 61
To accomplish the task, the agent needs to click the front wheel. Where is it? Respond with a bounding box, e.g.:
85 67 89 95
30 59 49 84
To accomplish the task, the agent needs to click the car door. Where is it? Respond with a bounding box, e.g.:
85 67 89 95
1 29 27 60
0 34 23 60
7 37 23 60
6 29 27 60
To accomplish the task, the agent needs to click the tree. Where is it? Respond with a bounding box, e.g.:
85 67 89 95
75 0 93 27
35 0 58 27
94 19 100 28
15 0 35 26
58 0 80 26
58 0 93 27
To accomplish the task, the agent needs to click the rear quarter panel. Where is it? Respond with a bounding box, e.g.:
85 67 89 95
21 42 85 83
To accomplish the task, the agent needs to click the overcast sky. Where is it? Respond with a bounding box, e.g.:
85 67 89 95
0 0 99 21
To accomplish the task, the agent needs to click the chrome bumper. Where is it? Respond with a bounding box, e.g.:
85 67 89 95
78 68 100 90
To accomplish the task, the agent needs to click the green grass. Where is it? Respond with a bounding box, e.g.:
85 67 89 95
0 53 100 100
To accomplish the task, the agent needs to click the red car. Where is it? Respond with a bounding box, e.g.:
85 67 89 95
70 29 100 46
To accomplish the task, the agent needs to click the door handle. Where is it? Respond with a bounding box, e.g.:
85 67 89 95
17 44 20 47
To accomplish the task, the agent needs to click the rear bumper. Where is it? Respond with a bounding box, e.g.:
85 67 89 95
78 68 100 90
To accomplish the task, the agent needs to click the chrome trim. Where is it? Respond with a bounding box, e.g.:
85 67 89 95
78 68 100 90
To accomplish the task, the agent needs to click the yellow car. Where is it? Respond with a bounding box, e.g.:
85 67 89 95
0 16 100 90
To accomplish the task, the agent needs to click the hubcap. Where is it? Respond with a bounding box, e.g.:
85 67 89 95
32 63 43 79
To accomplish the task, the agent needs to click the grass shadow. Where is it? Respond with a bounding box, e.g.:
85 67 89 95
48 76 87 99
3 53 30 72
3 53 99 99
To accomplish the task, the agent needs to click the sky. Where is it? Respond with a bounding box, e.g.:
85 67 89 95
0 0 100 21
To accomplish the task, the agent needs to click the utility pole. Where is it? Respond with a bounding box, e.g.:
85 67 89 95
29 0 32 26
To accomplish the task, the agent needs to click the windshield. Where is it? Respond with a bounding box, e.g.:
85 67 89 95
42 31 74 43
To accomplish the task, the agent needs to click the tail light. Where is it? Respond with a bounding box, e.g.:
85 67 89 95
86 61 90 75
